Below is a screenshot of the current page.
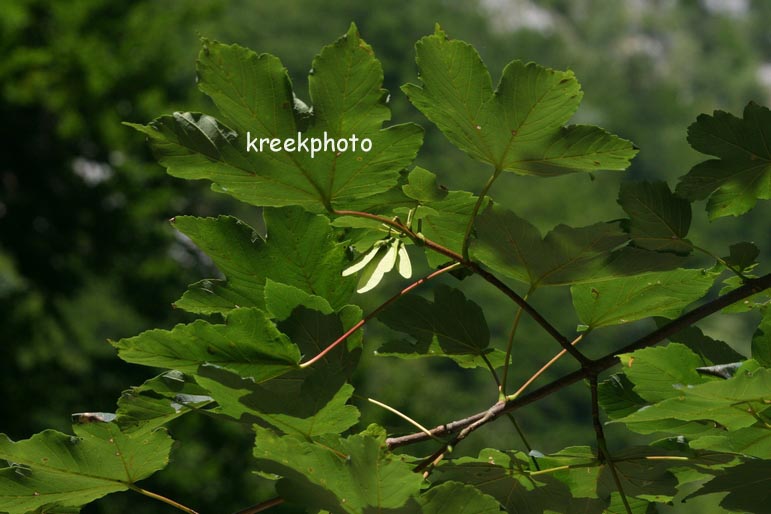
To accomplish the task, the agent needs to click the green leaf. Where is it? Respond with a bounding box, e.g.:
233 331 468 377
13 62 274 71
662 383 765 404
115 371 212 435
418 482 501 513
614 368 771 430
689 427 771 459
401 167 489 268
377 285 500 368
596 447 679 503
662 323 745 365
402 166 448 203
676 101 771 219
752 308 771 367
719 275 770 313
195 302 362 436
130 26 423 211
197 366 360 437
571 269 715 330
473 204 682 288
618 181 692 254
684 460 771 514
434 449 605 514
598 374 647 420
253 426 422 512
0 423 172 513
173 208 355 314
263 280 334 320
722 242 760 274
618 343 707 402
113 307 300 382
403 28 636 175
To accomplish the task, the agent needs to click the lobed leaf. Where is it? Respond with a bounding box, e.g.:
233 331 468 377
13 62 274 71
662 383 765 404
0 424 171 514
173 207 355 314
376 285 503 368
404 27 637 176
614 367 771 431
253 426 422 512
129 25 423 212
473 203 682 289
676 101 771 219
617 180 692 254
113 307 301 382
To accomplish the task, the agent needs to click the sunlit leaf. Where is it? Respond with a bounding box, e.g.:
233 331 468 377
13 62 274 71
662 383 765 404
0 424 171 514
614 368 771 431
173 208 355 314
129 25 422 212
113 307 300 382
404 27 636 175
571 269 715 330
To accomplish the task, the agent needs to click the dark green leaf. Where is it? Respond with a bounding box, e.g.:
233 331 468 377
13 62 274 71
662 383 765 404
473 204 682 288
197 365 360 437
0 424 171 514
377 285 499 368
115 371 212 435
618 181 692 254
752 308 771 367
676 101 771 219
722 242 760 274
408 168 488 268
571 269 714 330
403 28 636 175
598 374 647 420
662 323 746 365
434 448 606 514
684 460 771 514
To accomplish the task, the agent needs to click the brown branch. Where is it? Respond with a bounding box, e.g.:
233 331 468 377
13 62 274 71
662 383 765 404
333 209 590 365
232 497 284 514
386 272 771 449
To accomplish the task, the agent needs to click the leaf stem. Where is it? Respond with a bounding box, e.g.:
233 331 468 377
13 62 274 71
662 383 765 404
128 484 200 514
508 334 584 401
500 288 532 397
299 262 461 368
232 497 285 514
367 397 435 439
590 375 633 514
461 168 501 261
693 244 747 280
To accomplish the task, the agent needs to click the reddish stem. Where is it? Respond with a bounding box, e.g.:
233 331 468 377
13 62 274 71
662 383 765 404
299 262 461 368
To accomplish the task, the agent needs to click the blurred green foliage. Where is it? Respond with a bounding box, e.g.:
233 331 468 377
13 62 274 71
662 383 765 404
1 1 768 512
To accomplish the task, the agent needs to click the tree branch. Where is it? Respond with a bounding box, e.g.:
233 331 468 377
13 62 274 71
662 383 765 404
386 272 771 449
